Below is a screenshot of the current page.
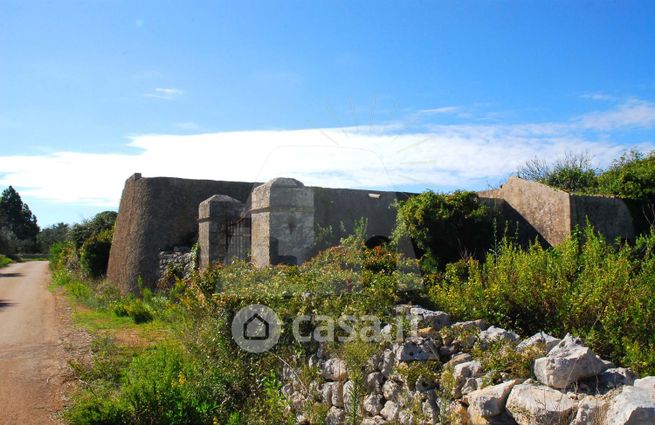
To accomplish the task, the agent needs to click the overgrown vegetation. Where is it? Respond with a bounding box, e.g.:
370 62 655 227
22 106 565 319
518 149 655 202
0 254 12 268
392 190 495 269
52 148 655 423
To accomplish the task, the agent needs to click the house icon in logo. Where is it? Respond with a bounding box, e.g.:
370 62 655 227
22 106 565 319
243 313 270 340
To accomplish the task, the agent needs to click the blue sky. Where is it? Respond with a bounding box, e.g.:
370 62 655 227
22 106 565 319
2 1 655 226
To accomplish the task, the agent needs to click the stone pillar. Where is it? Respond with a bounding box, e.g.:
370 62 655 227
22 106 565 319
198 195 243 269
251 178 315 267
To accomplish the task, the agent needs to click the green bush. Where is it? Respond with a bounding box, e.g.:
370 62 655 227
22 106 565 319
0 254 11 268
80 228 113 278
67 345 225 425
392 191 494 269
517 152 598 193
427 227 655 375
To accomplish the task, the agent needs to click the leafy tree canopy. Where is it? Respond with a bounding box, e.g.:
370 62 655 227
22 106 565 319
0 186 39 252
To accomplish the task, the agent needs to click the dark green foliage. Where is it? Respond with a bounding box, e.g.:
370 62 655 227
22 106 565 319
0 186 39 253
517 152 598 193
597 150 655 200
70 211 117 250
428 227 655 375
37 222 70 254
80 229 113 278
392 191 494 269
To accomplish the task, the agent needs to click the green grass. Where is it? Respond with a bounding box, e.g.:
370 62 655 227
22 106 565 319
0 255 12 268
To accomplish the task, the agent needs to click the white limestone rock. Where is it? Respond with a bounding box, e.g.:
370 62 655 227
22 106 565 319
479 325 520 345
363 394 384 416
570 395 607 425
408 306 451 330
605 385 655 425
533 333 608 389
464 379 519 425
634 376 655 391
505 381 578 425
380 349 395 378
383 379 402 401
516 331 561 352
380 400 400 421
366 371 384 393
393 336 440 363
325 406 345 425
322 358 348 381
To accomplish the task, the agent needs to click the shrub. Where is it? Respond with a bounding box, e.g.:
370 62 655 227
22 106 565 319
392 191 494 269
518 152 598 193
427 227 655 375
0 254 11 268
70 211 117 250
80 228 113 278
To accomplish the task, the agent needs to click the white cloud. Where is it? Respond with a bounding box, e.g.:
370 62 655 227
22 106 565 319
144 87 185 100
418 106 461 115
577 98 655 130
1 99 654 209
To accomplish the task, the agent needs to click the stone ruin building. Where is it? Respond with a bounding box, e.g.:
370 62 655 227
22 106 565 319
107 173 641 293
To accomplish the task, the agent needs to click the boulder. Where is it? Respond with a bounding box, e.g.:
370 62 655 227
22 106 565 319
342 381 353 409
465 380 519 425
452 319 489 332
454 360 483 381
444 352 473 368
380 349 395 378
326 406 345 425
383 379 402 401
393 337 440 362
479 326 520 345
570 395 607 425
362 416 386 425
534 334 608 389
506 381 578 424
599 367 638 389
408 306 451 330
322 358 348 381
516 331 561 352
363 394 384 416
380 400 400 421
634 376 655 391
366 372 384 393
329 382 344 408
605 385 655 425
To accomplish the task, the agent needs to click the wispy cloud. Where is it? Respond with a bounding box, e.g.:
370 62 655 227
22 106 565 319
577 98 655 130
144 87 185 100
0 99 653 209
580 92 615 101
418 106 461 115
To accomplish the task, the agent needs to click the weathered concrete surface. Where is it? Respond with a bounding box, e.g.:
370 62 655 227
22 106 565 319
251 178 315 267
570 194 636 242
107 174 257 292
479 177 572 246
480 177 637 246
198 195 244 269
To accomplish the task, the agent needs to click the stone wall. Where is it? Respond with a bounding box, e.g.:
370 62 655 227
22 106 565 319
570 194 636 242
107 174 257 292
479 177 637 246
479 177 572 246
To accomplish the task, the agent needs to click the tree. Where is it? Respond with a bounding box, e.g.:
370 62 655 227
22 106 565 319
37 222 70 254
517 152 598 193
69 211 117 250
0 186 39 253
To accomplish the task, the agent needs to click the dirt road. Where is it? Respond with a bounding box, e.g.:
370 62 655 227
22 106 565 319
0 261 74 424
